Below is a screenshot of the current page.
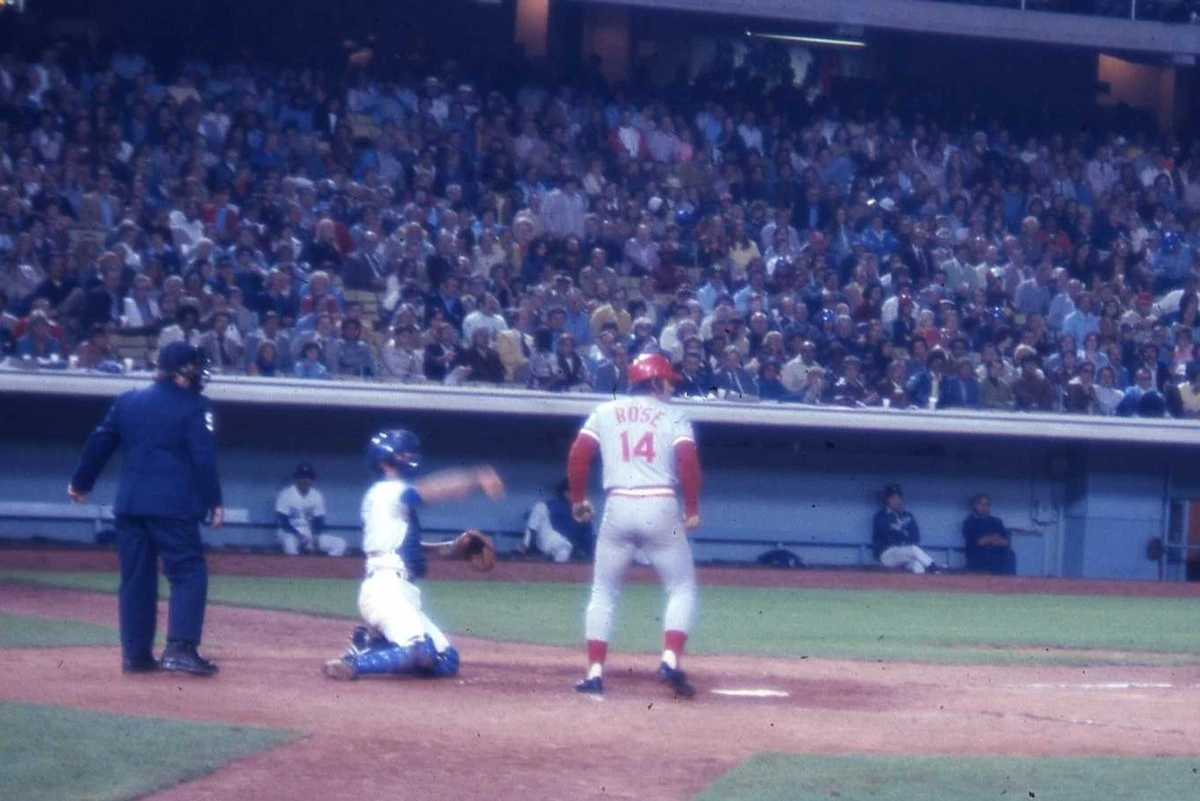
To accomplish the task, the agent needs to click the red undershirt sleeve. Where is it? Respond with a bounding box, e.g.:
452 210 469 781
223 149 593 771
675 439 701 517
567 433 599 504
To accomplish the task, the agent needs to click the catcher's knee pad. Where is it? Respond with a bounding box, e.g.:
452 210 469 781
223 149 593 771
431 646 460 677
350 626 388 655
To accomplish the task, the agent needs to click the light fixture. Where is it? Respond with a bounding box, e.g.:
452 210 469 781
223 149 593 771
745 30 866 48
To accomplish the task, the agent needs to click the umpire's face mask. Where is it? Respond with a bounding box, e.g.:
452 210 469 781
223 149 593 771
179 363 209 393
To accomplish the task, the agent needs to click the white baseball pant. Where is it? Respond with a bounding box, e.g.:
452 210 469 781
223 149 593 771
585 493 697 643
278 530 348 557
357 569 451 651
879 544 936 574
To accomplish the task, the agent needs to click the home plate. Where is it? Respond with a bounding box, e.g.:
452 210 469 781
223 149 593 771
712 688 790 698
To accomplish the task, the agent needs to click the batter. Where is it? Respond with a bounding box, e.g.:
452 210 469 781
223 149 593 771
567 353 702 698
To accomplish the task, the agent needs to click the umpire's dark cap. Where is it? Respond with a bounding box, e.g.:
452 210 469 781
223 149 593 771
159 342 202 373
883 483 903 499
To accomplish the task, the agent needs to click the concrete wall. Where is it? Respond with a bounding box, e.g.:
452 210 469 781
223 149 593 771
3 391 1193 579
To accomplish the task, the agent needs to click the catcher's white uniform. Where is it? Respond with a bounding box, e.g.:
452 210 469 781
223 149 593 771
357 479 450 651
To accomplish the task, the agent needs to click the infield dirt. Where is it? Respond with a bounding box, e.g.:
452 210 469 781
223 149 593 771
1 551 1198 801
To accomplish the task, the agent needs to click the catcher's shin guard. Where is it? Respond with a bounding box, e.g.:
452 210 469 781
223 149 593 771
430 646 460 677
351 639 427 676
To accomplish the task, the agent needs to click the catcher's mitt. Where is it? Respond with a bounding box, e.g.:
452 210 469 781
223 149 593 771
450 529 496 572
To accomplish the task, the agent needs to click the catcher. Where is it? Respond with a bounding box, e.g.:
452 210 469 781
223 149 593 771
323 428 501 681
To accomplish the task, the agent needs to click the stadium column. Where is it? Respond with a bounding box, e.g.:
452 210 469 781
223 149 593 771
515 0 550 58
582 3 630 83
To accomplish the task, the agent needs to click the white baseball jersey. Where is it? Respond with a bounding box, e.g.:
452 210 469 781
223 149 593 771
579 396 694 491
275 485 326 538
360 478 422 574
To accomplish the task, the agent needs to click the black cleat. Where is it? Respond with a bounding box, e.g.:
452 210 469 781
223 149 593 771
161 642 219 677
657 662 696 698
574 676 604 694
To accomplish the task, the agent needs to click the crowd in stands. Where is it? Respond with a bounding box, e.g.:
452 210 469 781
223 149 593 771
2 37 1200 420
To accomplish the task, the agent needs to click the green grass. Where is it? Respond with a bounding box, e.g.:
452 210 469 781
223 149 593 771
0 612 116 648
0 701 298 801
694 753 1200 801
4 570 1199 665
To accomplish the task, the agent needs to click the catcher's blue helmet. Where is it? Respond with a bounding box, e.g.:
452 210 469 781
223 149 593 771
365 428 422 476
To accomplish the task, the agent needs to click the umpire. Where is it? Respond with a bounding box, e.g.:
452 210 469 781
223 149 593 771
68 341 224 677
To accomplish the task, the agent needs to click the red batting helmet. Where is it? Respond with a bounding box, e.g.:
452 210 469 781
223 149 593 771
627 353 680 386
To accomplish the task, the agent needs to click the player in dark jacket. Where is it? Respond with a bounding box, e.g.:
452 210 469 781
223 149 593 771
961 494 1017 575
68 342 224 676
871 484 944 574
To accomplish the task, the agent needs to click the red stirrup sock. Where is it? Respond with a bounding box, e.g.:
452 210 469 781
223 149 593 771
662 630 688 669
586 639 608 679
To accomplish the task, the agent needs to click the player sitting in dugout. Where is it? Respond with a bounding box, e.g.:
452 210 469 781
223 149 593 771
871 484 946 574
520 479 594 562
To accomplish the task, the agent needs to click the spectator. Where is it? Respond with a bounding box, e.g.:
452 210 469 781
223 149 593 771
198 310 244 374
979 359 1016 411
1062 292 1100 345
521 479 594 563
961 494 1018 576
244 312 292 374
274 464 346 557
876 359 911 408
546 332 590 392
249 340 283 377
1177 363 1200 418
295 342 331 380
942 358 981 409
157 306 203 354
830 356 872 407
16 310 63 362
1094 365 1125 415
121 274 161 331
1063 362 1100 414
674 349 711 398
714 345 757 399
1011 351 1057 412
906 347 950 410
462 292 506 346
756 359 787 401
73 324 120 371
455 327 505 385
425 274 466 333
424 321 461 384
379 324 426 383
593 340 630 395
291 313 337 367
796 368 827 405
871 484 943 575
328 318 378 379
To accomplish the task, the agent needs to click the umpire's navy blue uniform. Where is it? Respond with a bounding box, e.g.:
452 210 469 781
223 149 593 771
70 343 222 674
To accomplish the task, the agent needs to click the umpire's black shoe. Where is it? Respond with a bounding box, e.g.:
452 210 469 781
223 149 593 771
122 653 160 674
161 641 219 677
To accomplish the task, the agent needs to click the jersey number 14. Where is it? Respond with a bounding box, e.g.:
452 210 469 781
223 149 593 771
619 430 656 462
